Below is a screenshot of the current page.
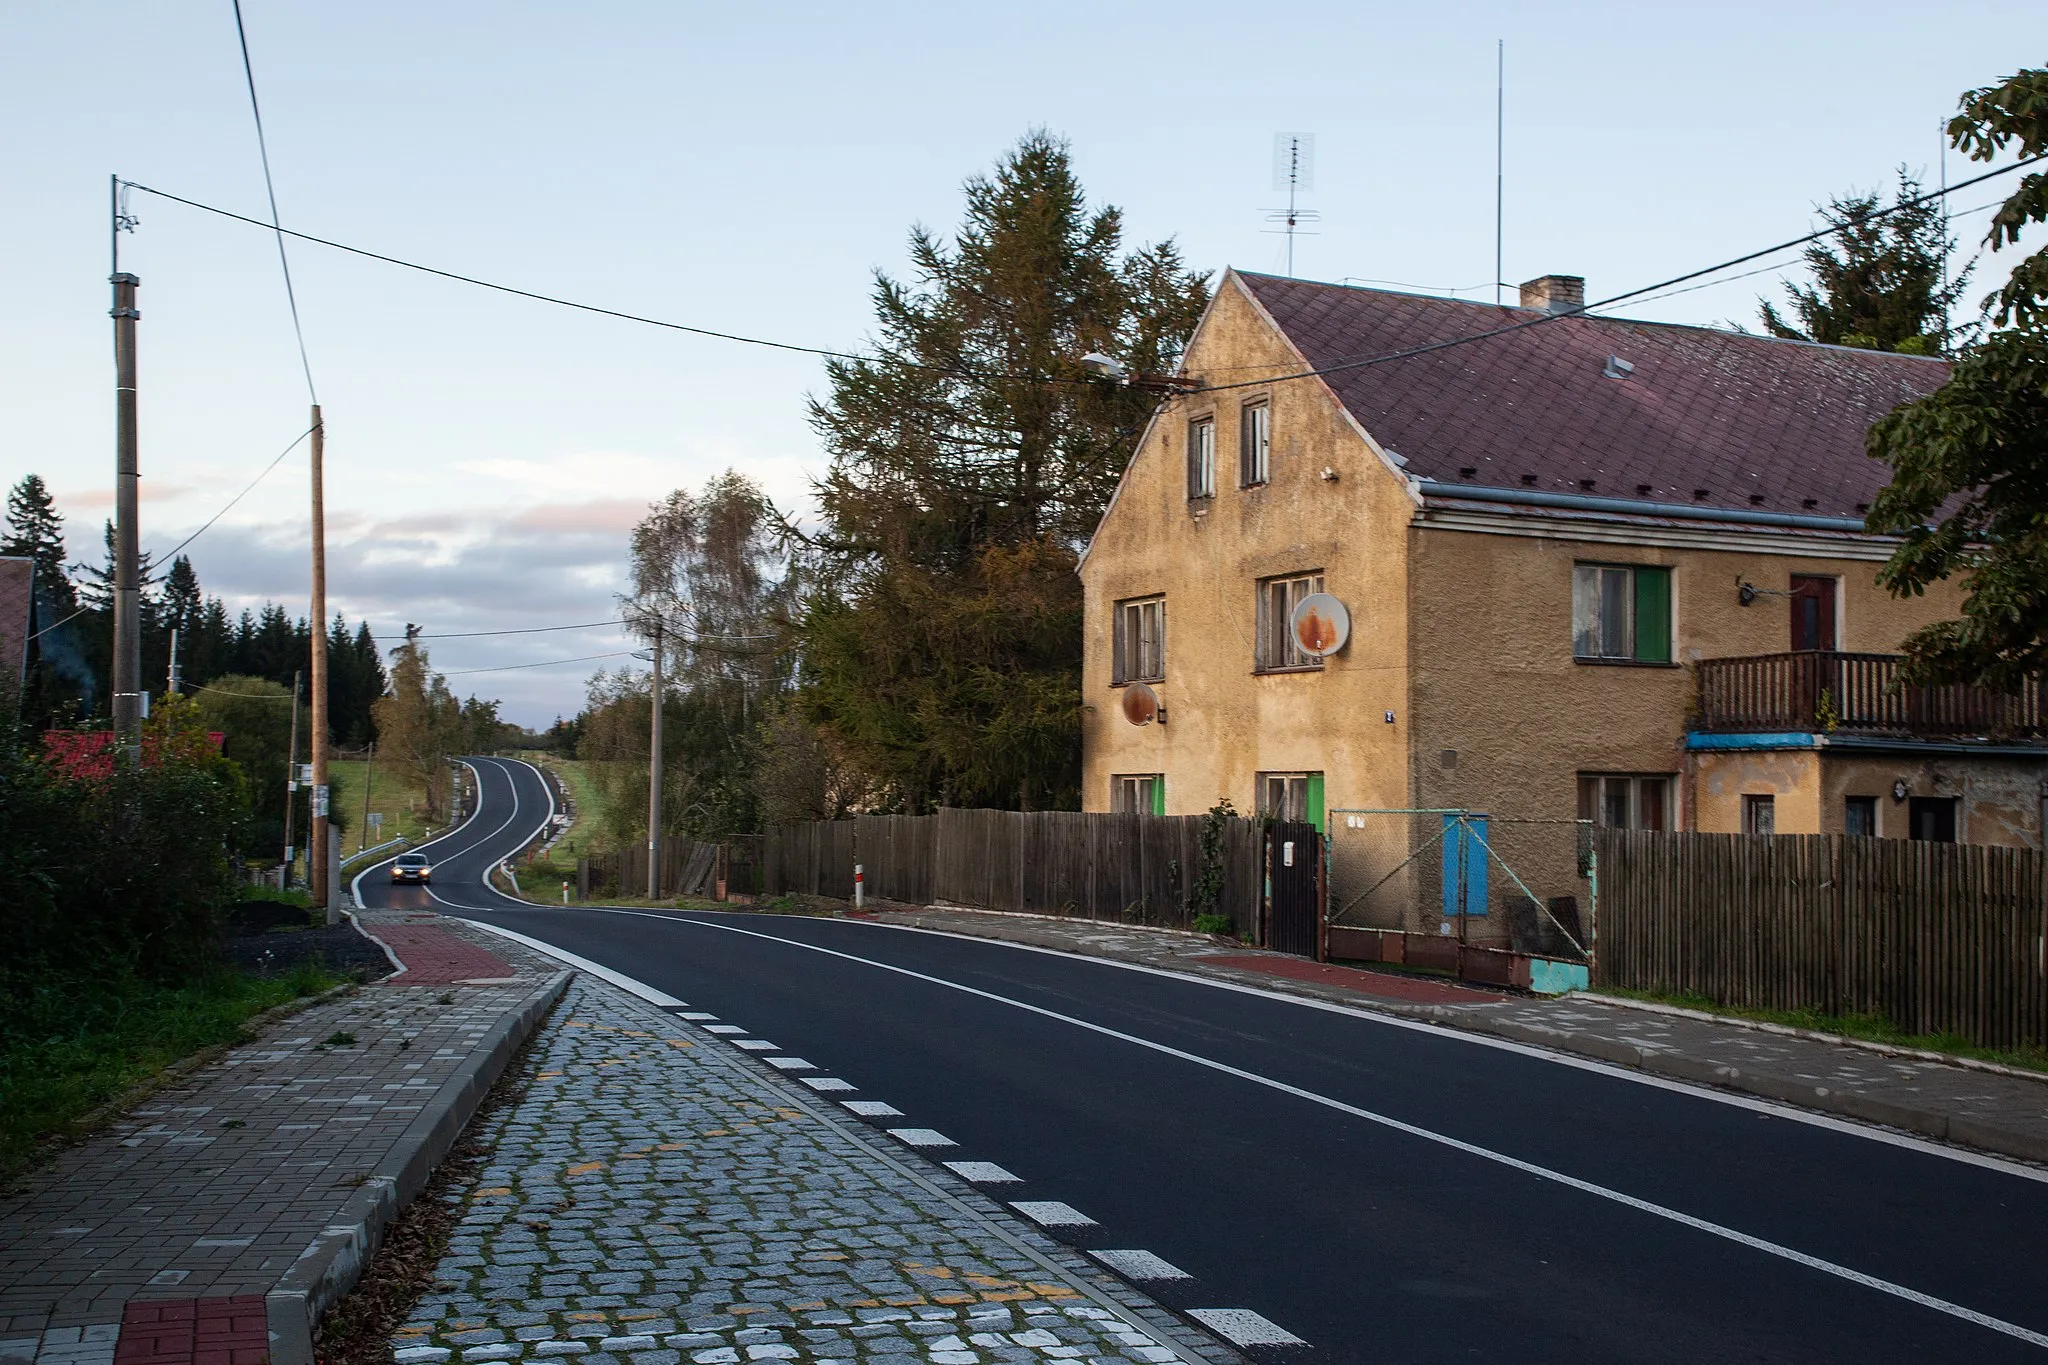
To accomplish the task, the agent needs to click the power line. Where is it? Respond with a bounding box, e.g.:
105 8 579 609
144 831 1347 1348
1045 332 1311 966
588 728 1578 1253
438 650 638 676
1189 153 2045 395
121 181 1098 388
229 0 317 405
403 619 625 640
154 425 314 565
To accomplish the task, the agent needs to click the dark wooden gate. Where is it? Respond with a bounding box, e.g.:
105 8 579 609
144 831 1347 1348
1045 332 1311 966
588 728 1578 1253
1266 821 1321 957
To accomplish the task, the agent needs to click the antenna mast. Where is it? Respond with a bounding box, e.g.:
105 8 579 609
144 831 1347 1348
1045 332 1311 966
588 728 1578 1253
1266 133 1320 277
1495 40 1504 305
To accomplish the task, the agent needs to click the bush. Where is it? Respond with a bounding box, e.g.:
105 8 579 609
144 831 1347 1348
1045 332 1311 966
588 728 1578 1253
1192 912 1235 936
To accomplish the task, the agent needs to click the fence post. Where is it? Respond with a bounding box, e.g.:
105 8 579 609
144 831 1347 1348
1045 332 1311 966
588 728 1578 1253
577 856 589 901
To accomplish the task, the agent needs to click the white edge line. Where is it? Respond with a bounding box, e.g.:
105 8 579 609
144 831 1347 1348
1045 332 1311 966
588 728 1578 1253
340 908 408 978
455 915 684 1009
578 907 2048 1352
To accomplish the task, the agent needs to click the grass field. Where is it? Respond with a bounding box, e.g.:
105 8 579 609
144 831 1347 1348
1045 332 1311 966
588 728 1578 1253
327 757 446 856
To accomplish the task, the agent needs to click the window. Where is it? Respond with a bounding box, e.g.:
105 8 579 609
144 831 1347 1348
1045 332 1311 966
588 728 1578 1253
1111 597 1165 685
1257 772 1324 829
1113 774 1165 815
1572 563 1672 663
1187 417 1216 499
1845 795 1878 837
1256 573 1325 671
1742 794 1776 836
1909 796 1957 843
1239 400 1270 487
1577 773 1672 831
1790 575 1838 651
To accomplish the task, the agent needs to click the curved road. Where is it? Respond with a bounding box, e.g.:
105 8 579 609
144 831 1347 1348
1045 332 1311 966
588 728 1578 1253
353 755 558 916
379 758 2048 1363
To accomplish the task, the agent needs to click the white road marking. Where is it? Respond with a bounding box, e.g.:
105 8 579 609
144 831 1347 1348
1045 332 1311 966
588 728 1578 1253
678 1012 719 1021
1011 1201 1097 1227
766 1057 815 1070
732 1040 777 1051
887 1128 956 1147
1187 1309 1306 1348
800 1076 856 1092
448 919 684 1008
842 1101 904 1117
1089 1250 1191 1281
702 1024 748 1035
942 1161 1021 1183
614 911 2048 1352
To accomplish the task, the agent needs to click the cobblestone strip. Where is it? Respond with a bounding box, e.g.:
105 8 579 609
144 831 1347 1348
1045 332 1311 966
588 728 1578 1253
393 978 1243 1365
0 912 570 1365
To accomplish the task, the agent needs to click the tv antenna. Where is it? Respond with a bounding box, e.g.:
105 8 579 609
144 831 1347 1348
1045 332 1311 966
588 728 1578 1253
1265 133 1319 276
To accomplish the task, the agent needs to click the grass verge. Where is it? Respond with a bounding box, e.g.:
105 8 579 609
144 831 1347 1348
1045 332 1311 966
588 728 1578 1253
0 962 343 1186
1594 986 2048 1074
328 758 440 854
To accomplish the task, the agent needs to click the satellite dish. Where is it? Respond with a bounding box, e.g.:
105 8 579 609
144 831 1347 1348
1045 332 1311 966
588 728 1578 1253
1291 593 1350 657
1121 681 1162 726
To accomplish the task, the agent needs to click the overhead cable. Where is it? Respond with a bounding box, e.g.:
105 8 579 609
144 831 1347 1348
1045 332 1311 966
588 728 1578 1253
229 0 318 405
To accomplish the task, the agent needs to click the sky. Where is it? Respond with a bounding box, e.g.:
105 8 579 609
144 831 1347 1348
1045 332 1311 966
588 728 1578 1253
2 3 2039 726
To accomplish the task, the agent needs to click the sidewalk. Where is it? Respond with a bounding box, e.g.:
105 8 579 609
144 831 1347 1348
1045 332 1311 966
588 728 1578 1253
857 905 2048 1167
388 970 1243 1365
0 910 569 1365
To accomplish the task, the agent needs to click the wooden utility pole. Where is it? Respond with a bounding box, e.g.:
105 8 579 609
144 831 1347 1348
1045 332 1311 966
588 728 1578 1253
308 406 329 912
110 270 142 760
359 740 376 853
647 620 663 901
283 668 301 881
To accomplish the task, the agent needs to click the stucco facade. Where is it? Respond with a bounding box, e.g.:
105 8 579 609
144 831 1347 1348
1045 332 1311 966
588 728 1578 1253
1080 271 2045 865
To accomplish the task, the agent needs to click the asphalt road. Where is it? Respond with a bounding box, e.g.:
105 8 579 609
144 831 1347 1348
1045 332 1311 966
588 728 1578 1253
373 757 2048 1363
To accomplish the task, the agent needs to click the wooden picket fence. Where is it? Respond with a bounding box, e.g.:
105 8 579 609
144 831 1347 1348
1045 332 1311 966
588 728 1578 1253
1595 830 2048 1051
582 838 722 899
763 808 1268 932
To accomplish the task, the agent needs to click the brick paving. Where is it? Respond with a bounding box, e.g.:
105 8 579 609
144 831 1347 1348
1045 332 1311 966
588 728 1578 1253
390 975 1237 1365
863 904 2048 1165
366 923 519 987
0 912 561 1365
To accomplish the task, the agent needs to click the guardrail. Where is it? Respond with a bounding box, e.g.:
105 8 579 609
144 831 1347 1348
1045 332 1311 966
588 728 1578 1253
341 834 411 868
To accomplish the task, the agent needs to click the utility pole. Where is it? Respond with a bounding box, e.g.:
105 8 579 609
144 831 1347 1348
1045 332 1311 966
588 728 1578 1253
110 269 142 760
647 620 663 901
167 627 181 695
283 668 301 883
308 405 330 913
359 740 375 853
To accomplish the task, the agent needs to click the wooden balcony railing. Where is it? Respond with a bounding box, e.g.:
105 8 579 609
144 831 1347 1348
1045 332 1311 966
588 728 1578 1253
1694 651 2046 740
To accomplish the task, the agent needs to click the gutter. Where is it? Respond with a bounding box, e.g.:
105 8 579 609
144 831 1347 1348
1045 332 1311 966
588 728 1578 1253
1415 480 1875 534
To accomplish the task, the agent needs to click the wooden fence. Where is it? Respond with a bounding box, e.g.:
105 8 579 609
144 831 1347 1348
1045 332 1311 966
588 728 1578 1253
1595 829 2048 1051
764 809 1266 932
583 838 722 899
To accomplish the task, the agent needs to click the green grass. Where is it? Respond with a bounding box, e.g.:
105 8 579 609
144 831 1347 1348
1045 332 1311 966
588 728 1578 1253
1594 987 2048 1073
328 758 441 855
0 963 342 1185
534 758 611 856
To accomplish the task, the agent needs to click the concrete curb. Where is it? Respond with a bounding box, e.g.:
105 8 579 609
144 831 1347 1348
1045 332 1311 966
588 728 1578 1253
873 911 2048 1168
264 968 573 1365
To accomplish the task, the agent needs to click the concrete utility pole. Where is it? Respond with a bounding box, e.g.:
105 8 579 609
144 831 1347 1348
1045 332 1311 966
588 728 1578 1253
166 627 181 695
283 669 301 882
646 620 664 900
110 270 142 760
308 405 329 912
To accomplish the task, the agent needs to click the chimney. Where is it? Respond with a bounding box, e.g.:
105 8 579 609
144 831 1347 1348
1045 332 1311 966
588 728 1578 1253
1519 275 1585 315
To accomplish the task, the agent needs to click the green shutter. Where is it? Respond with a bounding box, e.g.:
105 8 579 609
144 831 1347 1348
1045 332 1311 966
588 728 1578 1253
1305 774 1325 833
1151 776 1166 816
1633 568 1671 662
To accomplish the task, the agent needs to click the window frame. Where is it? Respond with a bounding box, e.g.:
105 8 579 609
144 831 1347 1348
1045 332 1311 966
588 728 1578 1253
1572 562 1673 665
1186 416 1216 500
1742 794 1777 836
1576 773 1674 831
1112 773 1165 815
1255 771 1324 829
1239 399 1271 488
1255 572 1326 673
1110 595 1166 686
1844 794 1879 838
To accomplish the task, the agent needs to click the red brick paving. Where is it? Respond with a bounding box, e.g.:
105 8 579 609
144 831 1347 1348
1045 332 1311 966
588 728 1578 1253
363 923 514 986
1206 954 1507 1004
115 1297 267 1365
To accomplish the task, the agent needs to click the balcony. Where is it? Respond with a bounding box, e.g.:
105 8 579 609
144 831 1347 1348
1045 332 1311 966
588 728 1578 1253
1694 651 2047 741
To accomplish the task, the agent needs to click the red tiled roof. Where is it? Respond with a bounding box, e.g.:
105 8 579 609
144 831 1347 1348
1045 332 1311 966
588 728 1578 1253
1235 272 1951 519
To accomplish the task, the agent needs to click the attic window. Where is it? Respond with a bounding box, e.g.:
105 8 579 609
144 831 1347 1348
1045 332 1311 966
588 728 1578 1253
1603 355 1635 380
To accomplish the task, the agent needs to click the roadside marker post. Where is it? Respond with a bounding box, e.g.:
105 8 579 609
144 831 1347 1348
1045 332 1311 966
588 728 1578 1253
855 863 864 911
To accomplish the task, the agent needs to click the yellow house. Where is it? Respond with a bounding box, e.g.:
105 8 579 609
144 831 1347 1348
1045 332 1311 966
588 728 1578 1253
1080 269 2045 935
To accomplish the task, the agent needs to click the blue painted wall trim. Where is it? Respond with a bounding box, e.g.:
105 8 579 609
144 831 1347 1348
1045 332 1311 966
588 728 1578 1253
1687 730 2048 757
1529 959 1590 995
1686 731 1817 751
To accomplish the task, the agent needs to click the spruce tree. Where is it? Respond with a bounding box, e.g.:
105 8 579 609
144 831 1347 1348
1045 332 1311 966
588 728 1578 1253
1760 168 1970 354
2 475 75 614
798 132 1208 810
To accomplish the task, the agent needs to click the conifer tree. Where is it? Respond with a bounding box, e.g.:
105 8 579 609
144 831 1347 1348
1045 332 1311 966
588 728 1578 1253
798 132 1208 810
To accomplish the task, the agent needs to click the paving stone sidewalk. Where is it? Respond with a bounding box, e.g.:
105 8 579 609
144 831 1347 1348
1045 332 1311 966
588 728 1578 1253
858 905 2048 1166
391 975 1241 1365
0 911 565 1365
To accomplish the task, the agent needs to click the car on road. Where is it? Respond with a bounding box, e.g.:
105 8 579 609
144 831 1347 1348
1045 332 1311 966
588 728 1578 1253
391 853 433 884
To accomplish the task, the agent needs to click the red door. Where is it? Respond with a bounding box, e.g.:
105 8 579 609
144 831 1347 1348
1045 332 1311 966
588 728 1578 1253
1790 576 1836 651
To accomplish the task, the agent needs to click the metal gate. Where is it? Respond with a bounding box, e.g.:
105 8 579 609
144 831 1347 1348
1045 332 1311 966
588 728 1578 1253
1326 809 1591 960
1264 820 1321 957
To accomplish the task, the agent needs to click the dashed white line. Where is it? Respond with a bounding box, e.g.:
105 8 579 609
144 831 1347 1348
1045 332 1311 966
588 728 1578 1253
1010 1201 1097 1227
842 1100 904 1118
801 1076 857 1091
677 1012 719 1021
766 1057 815 1070
942 1161 1020 1183
1089 1250 1191 1281
702 1024 748 1035
732 1040 777 1051
886 1128 956 1147
1187 1309 1306 1348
